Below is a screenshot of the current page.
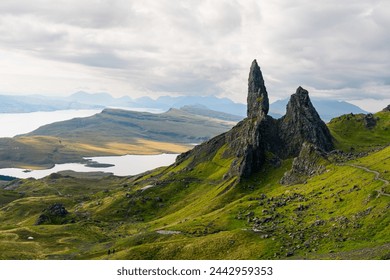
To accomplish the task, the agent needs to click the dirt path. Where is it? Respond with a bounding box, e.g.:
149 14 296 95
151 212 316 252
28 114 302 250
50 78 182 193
156 230 181 235
344 163 390 197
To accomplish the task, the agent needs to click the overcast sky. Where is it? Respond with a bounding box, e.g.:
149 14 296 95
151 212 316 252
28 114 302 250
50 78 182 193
0 0 389 111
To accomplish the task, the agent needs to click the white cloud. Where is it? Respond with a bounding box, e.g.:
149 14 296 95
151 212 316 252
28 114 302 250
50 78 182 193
0 0 389 111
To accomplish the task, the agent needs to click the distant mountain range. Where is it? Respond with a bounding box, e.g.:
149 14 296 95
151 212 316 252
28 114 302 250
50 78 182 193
67 91 248 116
0 91 367 122
0 94 101 113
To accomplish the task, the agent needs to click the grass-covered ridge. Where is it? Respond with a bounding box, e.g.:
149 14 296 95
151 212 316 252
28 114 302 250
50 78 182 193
328 111 390 152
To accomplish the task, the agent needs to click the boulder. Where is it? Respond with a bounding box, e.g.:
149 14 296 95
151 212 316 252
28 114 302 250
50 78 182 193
280 142 329 185
35 203 69 225
363 113 377 129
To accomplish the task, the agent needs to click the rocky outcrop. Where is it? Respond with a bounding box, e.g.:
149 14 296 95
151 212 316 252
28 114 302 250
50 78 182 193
220 60 276 178
280 142 329 185
175 60 333 181
382 105 390 112
363 113 377 129
278 87 334 157
224 115 278 178
35 203 69 225
178 59 274 179
247 60 269 118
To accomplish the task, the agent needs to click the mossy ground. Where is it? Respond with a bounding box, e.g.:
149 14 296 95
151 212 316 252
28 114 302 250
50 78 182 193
1 145 389 259
328 112 390 152
0 112 389 259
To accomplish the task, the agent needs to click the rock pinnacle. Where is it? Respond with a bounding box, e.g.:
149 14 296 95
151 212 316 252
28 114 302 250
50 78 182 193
247 59 269 118
279 86 334 156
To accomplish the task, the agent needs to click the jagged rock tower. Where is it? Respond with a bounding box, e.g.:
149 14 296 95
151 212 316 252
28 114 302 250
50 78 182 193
223 59 277 178
247 59 269 118
176 59 333 182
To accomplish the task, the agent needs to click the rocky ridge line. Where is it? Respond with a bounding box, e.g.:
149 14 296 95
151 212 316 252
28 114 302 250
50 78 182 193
176 60 334 182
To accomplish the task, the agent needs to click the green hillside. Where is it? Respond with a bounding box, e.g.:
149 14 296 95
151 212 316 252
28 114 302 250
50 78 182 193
328 111 390 152
0 140 389 259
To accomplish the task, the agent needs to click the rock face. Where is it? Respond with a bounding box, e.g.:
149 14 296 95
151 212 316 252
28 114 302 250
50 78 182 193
224 115 277 178
278 87 334 157
247 59 269 118
176 60 333 181
280 142 329 185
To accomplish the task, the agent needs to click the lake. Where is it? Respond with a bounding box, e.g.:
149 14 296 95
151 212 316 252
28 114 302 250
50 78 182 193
0 153 179 179
0 108 179 179
0 109 101 137
0 107 164 138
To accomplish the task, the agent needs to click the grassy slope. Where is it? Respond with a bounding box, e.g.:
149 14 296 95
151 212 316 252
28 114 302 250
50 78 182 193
0 111 389 260
109 147 390 260
1 145 389 259
328 112 390 152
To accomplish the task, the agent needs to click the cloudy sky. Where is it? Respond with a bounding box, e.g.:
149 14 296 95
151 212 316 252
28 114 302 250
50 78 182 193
0 0 389 111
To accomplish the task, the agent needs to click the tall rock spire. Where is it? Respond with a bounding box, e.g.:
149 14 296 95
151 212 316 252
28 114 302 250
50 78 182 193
176 61 334 183
247 59 269 118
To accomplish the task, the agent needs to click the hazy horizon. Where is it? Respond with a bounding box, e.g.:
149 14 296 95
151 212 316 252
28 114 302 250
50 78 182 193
0 89 382 113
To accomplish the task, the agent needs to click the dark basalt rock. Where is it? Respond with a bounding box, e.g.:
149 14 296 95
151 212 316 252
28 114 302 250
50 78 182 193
35 203 69 225
278 87 334 157
177 60 274 179
280 142 329 185
363 113 377 129
175 60 333 181
382 105 390 112
224 115 279 178
247 59 269 118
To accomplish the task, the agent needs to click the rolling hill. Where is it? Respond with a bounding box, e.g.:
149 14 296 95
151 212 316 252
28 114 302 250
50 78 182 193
0 107 236 169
